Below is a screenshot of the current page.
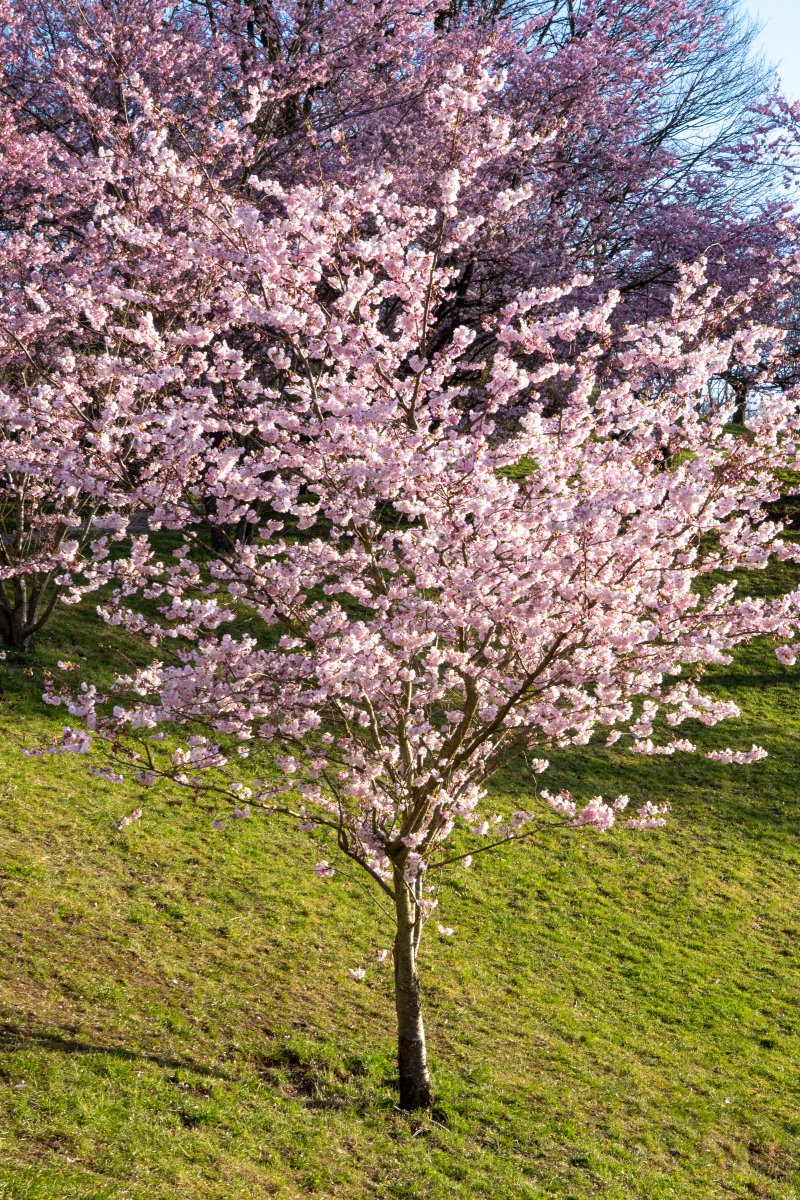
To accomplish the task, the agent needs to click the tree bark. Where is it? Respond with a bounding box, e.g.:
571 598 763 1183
0 576 50 653
393 872 433 1111
729 377 747 426
0 583 32 652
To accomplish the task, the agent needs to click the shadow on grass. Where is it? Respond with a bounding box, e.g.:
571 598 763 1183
706 670 796 689
499 740 800 838
0 1021 236 1082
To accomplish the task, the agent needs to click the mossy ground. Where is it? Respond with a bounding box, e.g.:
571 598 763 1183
0 569 799 1199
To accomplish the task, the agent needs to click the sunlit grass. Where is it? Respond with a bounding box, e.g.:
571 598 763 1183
0 571 799 1197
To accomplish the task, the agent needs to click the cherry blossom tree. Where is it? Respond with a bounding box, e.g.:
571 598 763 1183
31 79 800 1103
6 0 800 1106
2 0 797 338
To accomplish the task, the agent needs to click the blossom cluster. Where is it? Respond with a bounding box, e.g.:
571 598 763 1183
36 142 799 920
5 0 799 940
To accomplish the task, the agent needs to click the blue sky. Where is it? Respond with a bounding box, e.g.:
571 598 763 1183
746 0 800 102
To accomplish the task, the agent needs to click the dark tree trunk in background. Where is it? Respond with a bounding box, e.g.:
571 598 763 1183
730 377 748 425
0 576 56 653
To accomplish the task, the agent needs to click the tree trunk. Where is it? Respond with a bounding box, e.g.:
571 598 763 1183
730 378 747 426
0 575 53 653
0 580 34 653
393 873 433 1111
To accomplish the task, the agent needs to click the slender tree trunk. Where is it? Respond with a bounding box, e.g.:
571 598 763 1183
393 872 433 1111
0 575 49 653
0 581 33 653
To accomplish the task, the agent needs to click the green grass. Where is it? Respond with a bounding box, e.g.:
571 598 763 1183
1 586 800 1198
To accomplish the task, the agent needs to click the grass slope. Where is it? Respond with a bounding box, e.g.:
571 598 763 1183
0 580 799 1199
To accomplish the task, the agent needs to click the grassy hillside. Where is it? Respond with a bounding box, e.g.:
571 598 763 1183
0 578 799 1199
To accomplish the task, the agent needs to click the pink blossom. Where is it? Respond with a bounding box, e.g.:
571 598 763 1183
572 797 616 833
115 809 142 830
543 790 578 819
704 745 768 765
630 739 696 756
625 802 671 830
88 767 124 784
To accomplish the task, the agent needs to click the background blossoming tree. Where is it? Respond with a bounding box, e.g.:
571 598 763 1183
1 0 798 651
